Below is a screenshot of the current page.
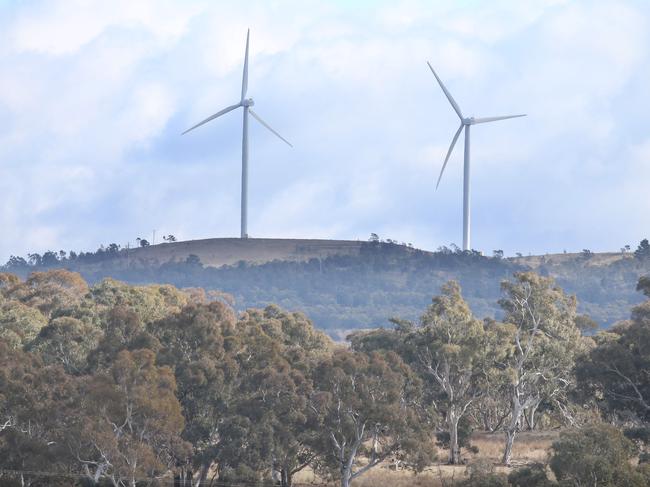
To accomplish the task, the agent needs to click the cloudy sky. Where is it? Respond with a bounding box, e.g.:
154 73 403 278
0 0 648 261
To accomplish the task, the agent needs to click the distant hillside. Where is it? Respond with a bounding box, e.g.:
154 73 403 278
89 238 372 269
3 238 650 338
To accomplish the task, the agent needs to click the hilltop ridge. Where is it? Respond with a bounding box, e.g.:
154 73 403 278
3 237 648 337
116 238 378 268
67 237 633 270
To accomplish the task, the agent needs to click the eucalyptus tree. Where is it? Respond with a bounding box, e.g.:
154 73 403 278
4 270 89 318
310 349 435 487
74 349 189 487
232 345 317 487
88 305 160 372
236 306 333 486
409 282 509 464
27 316 103 374
0 342 78 486
150 302 329 485
498 272 582 465
350 283 506 465
0 299 47 349
0 272 20 292
577 278 650 425
242 305 333 362
151 300 240 484
89 278 190 326
467 319 513 434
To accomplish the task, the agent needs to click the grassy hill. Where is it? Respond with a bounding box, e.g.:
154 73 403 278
80 238 373 269
3 238 649 338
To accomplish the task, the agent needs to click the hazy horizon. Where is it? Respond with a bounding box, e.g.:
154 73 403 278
1 0 649 261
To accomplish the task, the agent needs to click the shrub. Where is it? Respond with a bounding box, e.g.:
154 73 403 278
459 459 508 487
508 464 553 487
549 424 645 487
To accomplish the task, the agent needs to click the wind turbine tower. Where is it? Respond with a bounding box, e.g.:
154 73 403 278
184 30 292 239
427 62 525 251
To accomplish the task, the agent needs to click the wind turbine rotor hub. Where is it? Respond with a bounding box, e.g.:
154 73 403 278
242 98 255 107
463 117 474 125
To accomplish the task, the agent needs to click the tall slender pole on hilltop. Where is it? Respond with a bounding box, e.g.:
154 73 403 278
463 125 470 251
241 102 249 238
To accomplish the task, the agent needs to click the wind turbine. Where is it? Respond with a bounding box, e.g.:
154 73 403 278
427 62 525 251
183 29 292 239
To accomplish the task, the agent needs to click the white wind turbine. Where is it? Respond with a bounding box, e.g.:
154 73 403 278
427 62 525 251
183 29 292 239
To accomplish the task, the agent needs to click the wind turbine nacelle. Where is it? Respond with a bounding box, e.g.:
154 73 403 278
242 98 255 107
464 117 475 125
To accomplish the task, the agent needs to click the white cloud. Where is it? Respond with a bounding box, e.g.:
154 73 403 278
0 0 649 261
8 0 197 55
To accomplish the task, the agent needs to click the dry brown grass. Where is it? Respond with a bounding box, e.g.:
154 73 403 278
292 430 558 487
511 252 629 268
471 430 557 465
84 236 629 271
108 238 371 269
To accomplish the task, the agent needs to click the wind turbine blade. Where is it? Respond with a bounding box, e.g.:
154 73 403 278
241 29 250 101
182 103 241 135
427 62 463 119
436 123 464 189
249 109 293 147
472 114 526 124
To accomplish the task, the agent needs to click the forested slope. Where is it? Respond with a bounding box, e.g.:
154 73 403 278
5 240 650 337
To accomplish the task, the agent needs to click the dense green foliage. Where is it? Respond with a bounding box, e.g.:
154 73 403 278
0 271 434 486
2 268 650 486
550 425 649 486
